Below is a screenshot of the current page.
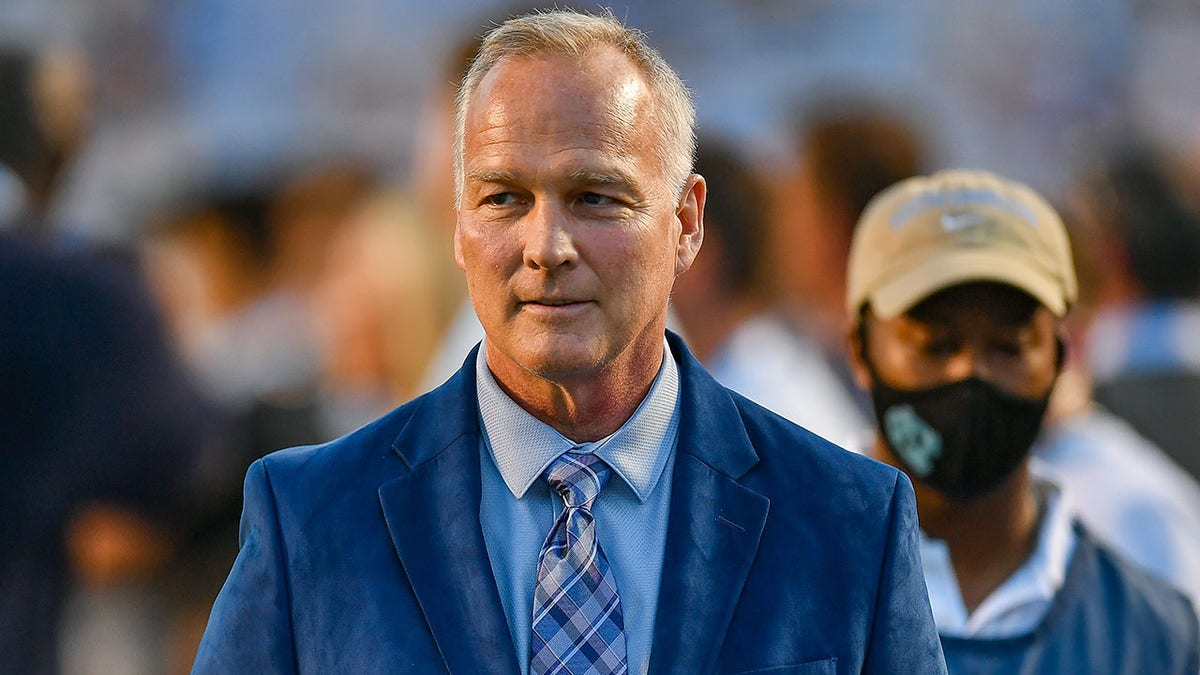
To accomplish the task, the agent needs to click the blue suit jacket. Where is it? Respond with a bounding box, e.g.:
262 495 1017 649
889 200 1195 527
193 334 946 674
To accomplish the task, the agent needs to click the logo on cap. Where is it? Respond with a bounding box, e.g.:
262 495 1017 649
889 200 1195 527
940 211 988 233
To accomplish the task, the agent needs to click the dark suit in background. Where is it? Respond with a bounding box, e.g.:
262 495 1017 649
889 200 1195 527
0 233 209 674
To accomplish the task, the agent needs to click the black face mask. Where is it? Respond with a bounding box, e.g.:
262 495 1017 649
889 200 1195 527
867 369 1053 501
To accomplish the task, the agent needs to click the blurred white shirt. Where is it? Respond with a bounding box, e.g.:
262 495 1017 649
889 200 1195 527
1034 405 1200 610
0 163 26 226
706 312 868 448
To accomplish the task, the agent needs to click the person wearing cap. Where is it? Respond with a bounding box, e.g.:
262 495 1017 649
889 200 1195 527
845 169 1199 673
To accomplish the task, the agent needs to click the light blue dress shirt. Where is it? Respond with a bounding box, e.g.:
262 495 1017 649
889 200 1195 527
476 339 680 675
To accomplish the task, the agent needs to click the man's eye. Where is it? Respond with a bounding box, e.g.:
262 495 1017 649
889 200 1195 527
580 192 615 206
926 339 959 357
485 193 518 206
993 342 1024 357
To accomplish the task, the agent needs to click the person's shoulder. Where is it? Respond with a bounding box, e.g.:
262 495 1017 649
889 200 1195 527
1077 524 1199 646
0 234 157 322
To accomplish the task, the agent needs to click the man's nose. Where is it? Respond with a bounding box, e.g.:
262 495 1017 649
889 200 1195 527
947 345 992 382
523 201 578 271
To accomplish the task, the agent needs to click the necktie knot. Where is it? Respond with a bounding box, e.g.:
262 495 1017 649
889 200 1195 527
545 450 611 509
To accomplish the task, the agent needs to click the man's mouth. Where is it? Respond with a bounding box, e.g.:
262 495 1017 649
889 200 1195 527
532 299 582 306
520 298 591 312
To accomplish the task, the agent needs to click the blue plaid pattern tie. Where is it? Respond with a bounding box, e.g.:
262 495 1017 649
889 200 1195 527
530 451 628 675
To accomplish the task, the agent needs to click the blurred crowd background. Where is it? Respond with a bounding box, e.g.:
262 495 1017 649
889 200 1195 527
3 1 1200 673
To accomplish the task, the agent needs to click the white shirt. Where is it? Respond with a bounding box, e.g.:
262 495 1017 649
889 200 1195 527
0 163 26 226
921 477 1078 638
418 298 484 394
1034 406 1200 610
706 312 868 447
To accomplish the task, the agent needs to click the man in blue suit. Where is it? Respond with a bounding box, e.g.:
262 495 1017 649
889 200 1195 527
193 9 946 674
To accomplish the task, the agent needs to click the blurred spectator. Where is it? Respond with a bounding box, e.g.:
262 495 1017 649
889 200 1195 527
0 47 88 235
309 190 451 435
1 43 208 675
773 95 932 331
846 169 1198 672
145 183 322 431
138 161 384 672
1 237 209 675
672 136 867 444
144 161 377 452
1032 196 1200 611
1076 149 1200 483
769 95 932 419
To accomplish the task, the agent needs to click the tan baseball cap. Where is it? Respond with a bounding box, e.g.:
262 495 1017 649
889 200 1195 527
846 169 1077 319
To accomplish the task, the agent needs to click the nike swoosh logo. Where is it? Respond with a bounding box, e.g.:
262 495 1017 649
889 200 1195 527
940 211 988 232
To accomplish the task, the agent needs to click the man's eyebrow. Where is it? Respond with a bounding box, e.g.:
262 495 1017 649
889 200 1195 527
569 168 640 189
465 167 643 191
465 168 519 185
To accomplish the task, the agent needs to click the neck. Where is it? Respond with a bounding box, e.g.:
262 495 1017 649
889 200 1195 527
486 338 665 443
874 437 1040 612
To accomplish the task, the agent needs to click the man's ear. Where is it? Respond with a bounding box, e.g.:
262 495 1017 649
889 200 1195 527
846 314 873 392
453 216 466 271
674 173 705 276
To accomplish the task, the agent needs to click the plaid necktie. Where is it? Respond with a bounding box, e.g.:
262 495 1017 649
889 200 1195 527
530 451 628 675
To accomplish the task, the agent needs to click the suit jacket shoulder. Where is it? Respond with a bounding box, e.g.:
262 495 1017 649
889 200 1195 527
195 350 511 674
655 333 945 673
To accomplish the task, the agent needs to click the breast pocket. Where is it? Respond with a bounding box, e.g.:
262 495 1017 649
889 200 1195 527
727 657 837 675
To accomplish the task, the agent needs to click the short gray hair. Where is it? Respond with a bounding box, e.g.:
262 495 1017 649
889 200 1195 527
453 8 696 207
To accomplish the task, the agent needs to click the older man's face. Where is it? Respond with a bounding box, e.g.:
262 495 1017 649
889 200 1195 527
455 47 702 388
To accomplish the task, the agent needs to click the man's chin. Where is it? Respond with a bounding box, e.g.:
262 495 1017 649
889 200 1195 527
520 349 604 382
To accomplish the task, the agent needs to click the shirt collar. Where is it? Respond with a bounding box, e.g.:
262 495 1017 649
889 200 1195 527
476 336 680 502
920 474 1077 637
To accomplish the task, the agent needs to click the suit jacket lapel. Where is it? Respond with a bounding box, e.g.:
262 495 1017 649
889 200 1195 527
377 346 520 675
375 337 769 673
649 334 770 673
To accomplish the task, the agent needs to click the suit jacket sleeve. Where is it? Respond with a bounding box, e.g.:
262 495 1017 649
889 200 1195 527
192 459 298 674
864 471 948 674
